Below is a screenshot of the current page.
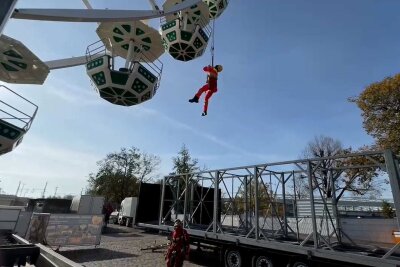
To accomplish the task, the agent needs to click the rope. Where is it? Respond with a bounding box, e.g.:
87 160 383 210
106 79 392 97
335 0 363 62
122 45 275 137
210 18 216 66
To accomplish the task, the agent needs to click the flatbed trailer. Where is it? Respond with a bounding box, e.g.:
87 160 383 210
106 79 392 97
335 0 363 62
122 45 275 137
0 230 82 267
138 150 400 267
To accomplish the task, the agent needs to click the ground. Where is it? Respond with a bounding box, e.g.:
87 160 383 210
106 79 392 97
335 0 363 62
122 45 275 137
60 224 219 267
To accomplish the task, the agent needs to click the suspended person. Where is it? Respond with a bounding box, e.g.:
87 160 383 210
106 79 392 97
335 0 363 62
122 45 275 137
165 219 190 267
188 65 223 116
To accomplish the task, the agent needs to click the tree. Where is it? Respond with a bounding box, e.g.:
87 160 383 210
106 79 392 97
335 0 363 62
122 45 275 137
169 145 200 214
349 74 400 155
234 179 280 217
381 200 395 218
336 145 384 200
291 174 309 200
299 136 382 201
87 147 160 204
171 144 199 175
301 135 349 199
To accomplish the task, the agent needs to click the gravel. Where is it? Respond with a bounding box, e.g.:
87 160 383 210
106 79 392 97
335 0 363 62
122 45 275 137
59 224 219 267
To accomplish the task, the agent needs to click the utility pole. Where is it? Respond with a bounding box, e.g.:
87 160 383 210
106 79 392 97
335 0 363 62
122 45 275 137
15 181 21 196
20 183 25 196
54 187 58 198
42 182 47 198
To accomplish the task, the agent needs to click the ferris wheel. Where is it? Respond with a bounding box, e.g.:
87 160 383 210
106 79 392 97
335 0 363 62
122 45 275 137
0 0 229 155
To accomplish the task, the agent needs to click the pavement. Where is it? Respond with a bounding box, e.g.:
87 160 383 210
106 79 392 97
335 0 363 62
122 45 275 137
59 224 220 267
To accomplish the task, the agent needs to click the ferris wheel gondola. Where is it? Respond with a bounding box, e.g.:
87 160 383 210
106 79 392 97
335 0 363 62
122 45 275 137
160 0 211 61
202 0 229 19
86 20 164 106
0 35 49 85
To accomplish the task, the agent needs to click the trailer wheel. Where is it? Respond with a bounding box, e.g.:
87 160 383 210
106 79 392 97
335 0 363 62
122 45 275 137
252 255 274 267
292 262 309 267
225 249 242 267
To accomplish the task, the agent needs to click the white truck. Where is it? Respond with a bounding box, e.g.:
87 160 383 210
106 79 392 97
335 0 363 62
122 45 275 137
118 197 138 227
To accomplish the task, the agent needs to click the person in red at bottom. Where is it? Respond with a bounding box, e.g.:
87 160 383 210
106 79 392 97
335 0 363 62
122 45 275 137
189 64 223 116
165 219 190 267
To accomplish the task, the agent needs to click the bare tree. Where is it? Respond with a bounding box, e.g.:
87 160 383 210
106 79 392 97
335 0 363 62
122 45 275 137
299 136 383 201
302 135 348 199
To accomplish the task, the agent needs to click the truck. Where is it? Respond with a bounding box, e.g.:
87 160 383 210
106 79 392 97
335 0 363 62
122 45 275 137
136 149 400 267
70 195 104 215
118 197 138 227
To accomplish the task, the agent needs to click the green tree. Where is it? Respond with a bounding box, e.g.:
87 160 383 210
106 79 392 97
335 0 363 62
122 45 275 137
171 144 199 175
381 200 395 218
234 179 279 217
349 74 400 155
87 147 160 203
169 145 200 214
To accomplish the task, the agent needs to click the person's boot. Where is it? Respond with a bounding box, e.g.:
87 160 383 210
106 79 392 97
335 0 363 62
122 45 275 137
201 111 207 116
188 96 199 103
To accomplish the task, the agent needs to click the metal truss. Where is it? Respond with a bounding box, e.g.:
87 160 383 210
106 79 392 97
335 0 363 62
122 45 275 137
156 150 400 266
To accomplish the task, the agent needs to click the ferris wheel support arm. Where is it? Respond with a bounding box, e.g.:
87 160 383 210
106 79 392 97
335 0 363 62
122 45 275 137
12 9 163 22
81 0 93 10
10 0 202 22
0 0 19 35
45 56 87 70
148 0 161 11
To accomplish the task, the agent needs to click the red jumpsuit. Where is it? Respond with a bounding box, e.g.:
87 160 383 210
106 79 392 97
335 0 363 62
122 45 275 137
166 227 190 267
194 66 219 114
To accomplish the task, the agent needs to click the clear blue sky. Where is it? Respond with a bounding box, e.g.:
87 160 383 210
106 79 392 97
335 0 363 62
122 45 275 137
1 0 399 197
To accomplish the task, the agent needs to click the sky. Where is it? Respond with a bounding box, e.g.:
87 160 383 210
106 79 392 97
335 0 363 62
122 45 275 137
0 0 399 198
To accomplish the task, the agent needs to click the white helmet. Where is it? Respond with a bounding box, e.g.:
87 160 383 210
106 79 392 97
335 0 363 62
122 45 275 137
215 65 223 72
174 219 182 228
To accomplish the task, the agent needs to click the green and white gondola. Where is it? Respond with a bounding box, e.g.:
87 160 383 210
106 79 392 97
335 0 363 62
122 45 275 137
202 0 229 19
86 21 164 106
0 85 37 155
161 0 211 61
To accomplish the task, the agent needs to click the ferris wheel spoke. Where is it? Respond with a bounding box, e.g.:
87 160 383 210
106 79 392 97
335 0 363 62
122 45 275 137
11 0 203 23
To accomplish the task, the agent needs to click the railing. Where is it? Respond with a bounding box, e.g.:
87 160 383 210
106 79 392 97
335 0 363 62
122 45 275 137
131 46 163 95
0 85 38 131
85 39 110 64
86 39 163 93
160 8 212 37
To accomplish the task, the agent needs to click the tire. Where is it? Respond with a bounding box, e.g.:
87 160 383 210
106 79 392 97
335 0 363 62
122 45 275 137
292 262 309 267
252 255 274 267
225 249 242 267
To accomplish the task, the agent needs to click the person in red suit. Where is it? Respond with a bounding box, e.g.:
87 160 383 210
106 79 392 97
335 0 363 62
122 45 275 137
189 65 223 116
165 219 190 267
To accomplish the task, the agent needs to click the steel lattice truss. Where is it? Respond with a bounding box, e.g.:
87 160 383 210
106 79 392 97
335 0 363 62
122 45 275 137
156 150 400 265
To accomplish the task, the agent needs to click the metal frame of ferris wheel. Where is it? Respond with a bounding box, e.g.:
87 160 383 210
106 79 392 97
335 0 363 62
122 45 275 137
0 0 204 70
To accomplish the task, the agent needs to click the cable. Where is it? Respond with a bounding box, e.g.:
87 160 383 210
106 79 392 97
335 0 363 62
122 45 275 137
210 19 215 66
